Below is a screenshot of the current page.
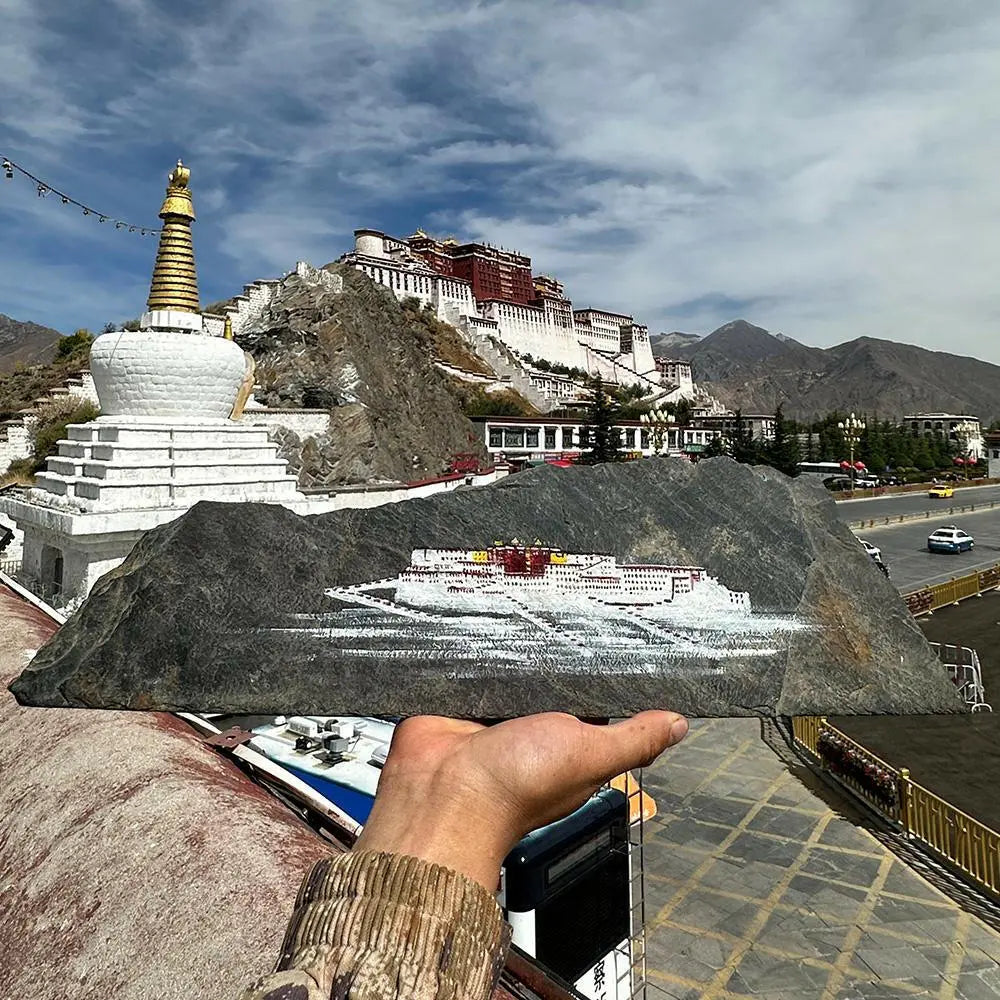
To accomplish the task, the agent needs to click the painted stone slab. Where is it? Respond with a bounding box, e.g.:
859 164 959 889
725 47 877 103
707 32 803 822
9 459 963 717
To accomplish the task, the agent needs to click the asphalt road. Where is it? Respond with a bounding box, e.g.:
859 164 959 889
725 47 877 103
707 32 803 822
836 481 1000 522
856 505 1000 591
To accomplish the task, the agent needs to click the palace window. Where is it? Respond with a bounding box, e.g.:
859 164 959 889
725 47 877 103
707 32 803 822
526 428 539 448
489 428 503 448
544 427 556 449
623 428 636 448
562 427 575 448
504 427 525 448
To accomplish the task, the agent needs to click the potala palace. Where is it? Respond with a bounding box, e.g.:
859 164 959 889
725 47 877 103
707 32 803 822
340 228 677 398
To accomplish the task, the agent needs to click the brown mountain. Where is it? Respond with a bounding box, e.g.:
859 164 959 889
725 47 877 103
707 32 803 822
0 314 62 374
675 320 1000 422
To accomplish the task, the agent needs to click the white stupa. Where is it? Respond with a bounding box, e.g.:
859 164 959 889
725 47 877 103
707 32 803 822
2 161 302 603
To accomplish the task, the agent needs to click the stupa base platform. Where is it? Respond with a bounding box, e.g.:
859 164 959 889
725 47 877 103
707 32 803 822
30 420 300 514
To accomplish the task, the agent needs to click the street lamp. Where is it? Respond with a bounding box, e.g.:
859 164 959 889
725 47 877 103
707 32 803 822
953 420 979 480
640 408 675 456
838 412 865 489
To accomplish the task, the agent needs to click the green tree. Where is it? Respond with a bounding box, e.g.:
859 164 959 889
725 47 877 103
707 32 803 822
728 410 760 465
765 404 801 476
54 328 94 362
580 378 623 465
704 434 727 458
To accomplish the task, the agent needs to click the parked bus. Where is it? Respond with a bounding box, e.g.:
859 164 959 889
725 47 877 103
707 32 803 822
796 461 845 477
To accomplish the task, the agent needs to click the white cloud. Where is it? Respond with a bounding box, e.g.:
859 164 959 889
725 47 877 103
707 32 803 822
3 0 1000 360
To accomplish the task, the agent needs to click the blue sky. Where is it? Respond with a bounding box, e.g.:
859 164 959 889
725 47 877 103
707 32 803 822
3 0 1000 360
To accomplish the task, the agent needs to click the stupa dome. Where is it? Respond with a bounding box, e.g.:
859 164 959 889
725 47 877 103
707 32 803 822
90 329 246 420
89 160 248 421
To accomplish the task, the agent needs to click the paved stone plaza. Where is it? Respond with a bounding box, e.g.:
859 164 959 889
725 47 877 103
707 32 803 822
642 718 1000 999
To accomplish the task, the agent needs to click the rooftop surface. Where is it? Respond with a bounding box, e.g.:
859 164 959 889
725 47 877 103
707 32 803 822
0 583 560 1000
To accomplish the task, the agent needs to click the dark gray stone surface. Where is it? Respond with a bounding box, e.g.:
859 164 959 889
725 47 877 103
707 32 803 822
10 458 963 717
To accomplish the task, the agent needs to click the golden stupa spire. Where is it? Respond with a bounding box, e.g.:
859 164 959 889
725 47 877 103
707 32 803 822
146 160 200 313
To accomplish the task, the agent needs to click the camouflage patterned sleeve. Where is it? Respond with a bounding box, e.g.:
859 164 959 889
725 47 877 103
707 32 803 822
240 851 511 1000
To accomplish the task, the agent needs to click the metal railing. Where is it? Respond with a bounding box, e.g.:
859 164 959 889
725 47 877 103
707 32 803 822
902 777 1000 895
0 559 22 577
849 498 1000 530
903 562 1000 617
792 716 1000 897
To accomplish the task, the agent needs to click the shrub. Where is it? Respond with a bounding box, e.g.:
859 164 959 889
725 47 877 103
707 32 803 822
24 399 100 475
54 328 94 362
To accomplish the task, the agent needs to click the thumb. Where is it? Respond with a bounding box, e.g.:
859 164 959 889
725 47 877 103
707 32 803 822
583 711 688 784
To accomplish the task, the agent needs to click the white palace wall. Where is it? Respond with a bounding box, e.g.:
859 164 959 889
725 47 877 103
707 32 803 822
342 236 660 389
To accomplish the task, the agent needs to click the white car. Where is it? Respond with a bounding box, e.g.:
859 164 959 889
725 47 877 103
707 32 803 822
927 526 974 554
859 539 882 560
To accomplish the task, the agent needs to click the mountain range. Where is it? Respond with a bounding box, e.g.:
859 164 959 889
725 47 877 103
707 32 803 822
0 315 62 374
651 321 1000 423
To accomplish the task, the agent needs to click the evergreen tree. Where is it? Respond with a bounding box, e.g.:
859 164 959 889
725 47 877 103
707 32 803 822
704 434 727 458
765 404 801 476
728 409 760 465
580 378 622 465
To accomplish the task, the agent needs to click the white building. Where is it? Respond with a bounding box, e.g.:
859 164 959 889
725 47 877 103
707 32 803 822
471 415 725 463
340 230 658 390
903 413 983 459
655 358 694 394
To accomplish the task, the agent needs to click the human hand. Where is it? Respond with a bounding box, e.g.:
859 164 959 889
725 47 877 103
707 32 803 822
353 711 688 891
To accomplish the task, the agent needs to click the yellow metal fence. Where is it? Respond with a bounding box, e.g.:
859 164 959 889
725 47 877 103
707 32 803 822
903 562 1000 617
792 716 1000 896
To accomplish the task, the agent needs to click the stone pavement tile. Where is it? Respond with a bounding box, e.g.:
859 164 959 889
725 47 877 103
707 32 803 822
966 923 1000 964
643 977 701 1000
800 846 885 888
725 949 832 995
644 924 730 984
838 981 937 999
768 784 827 810
648 764 716 798
879 861 954 902
800 922 882 959
746 803 828 841
643 788 689 815
674 791 758 828
853 942 948 982
952 965 1000 1000
653 814 735 849
868 895 958 927
700 856 789 898
699 772 783 801
723 830 807 868
642 839 712 881
667 889 764 936
815 820 882 853
683 718 756 749
725 752 787 781
754 907 856 962
785 873 868 915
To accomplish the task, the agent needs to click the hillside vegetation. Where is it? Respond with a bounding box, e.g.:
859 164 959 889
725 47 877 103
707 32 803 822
0 329 94 422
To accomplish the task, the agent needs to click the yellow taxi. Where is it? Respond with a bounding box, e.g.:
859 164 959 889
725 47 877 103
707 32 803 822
928 484 955 498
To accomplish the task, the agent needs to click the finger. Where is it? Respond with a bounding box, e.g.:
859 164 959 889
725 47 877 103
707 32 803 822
582 710 688 782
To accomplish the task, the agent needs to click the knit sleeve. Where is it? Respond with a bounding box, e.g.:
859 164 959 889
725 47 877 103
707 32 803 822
239 851 511 1000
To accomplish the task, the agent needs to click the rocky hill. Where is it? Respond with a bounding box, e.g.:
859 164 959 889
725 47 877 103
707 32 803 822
0 315 62 374
235 264 489 487
673 320 1000 422
649 331 701 355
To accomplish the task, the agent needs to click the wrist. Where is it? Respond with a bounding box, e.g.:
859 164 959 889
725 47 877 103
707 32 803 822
355 776 515 891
